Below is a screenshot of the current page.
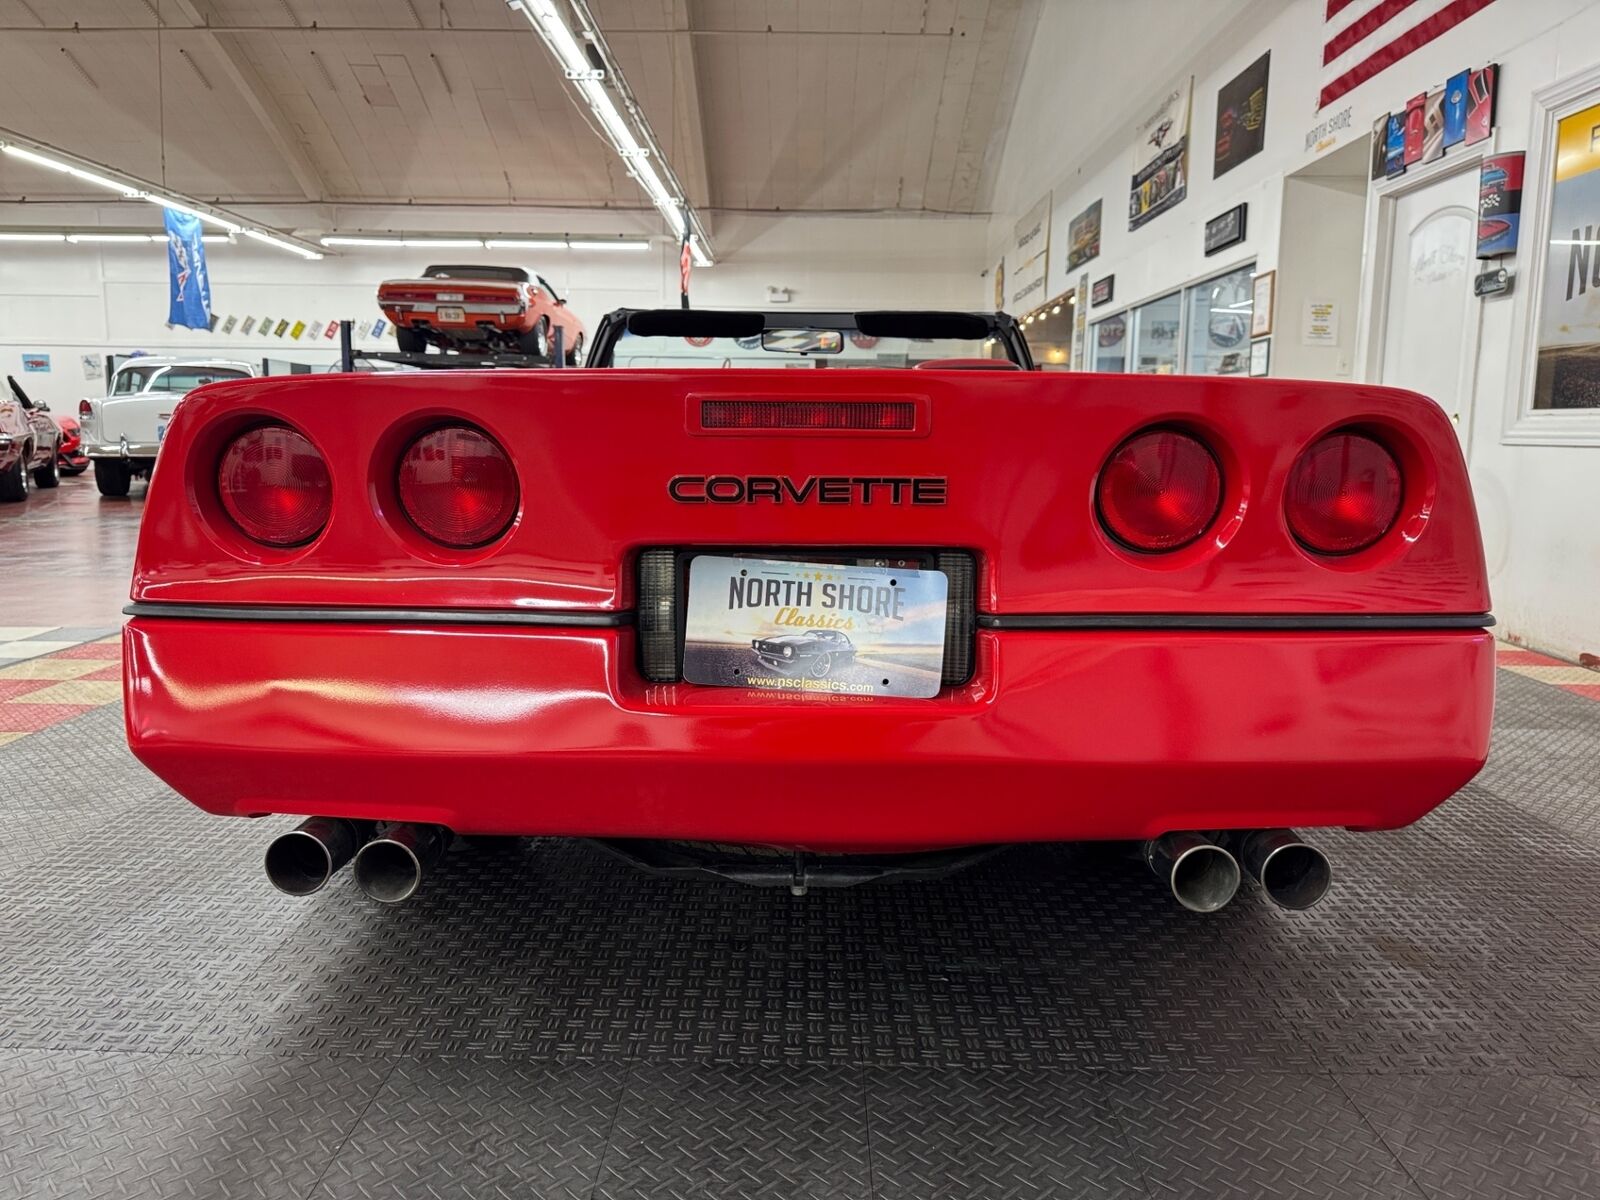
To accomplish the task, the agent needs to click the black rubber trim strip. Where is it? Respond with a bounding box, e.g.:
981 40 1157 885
977 612 1495 631
123 603 1492 633
123 602 633 628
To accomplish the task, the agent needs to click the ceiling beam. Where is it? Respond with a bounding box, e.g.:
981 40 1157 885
668 0 713 215
164 0 328 204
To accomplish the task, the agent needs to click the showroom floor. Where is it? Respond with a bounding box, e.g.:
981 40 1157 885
2 476 1599 1200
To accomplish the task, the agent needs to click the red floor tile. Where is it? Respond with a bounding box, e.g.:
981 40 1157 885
0 679 53 702
0 702 95 733
48 642 124 661
1557 683 1600 702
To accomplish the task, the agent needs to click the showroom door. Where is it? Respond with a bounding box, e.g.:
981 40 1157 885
1376 167 1481 449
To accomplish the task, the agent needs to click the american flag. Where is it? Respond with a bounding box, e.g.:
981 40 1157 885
1320 0 1498 110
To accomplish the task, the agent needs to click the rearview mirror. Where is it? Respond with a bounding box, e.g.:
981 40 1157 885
760 329 843 354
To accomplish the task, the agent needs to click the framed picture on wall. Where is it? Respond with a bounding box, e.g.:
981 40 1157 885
1249 338 1270 377
1250 270 1275 337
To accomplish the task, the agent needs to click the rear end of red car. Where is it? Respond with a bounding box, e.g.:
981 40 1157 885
122 370 1493 907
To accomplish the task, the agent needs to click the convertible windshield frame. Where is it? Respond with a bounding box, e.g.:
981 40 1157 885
585 308 1035 369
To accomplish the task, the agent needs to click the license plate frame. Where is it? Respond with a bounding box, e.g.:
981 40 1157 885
681 554 949 698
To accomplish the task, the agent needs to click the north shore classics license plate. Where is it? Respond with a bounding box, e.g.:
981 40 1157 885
681 555 949 698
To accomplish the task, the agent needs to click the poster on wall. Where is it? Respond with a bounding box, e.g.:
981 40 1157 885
1422 89 1445 163
240 317 256 335
1008 194 1051 312
1477 152 1523 258
1370 114 1389 180
80 354 102 381
1443 70 1470 147
1129 78 1191 230
1403 93 1426 165
21 353 50 373
1214 52 1269 178
1534 102 1600 409
1066 200 1102 270
1465 64 1497 145
1384 113 1406 176
993 259 1005 310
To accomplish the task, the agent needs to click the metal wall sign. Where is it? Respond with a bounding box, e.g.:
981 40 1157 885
1204 204 1248 256
1091 276 1115 307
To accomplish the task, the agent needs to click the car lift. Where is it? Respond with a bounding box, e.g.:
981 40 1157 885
336 320 571 371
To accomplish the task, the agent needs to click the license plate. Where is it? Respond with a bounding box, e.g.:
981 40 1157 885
437 306 465 323
681 555 948 698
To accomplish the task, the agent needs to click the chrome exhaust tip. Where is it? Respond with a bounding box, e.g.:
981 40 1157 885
264 817 370 896
352 823 449 904
1144 832 1242 913
1239 829 1333 910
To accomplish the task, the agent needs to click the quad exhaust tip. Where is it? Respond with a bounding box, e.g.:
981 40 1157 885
1239 828 1333 911
264 817 370 897
352 822 450 904
1144 832 1241 913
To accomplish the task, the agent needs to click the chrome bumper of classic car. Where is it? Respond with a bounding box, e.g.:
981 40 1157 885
85 437 160 459
386 302 524 319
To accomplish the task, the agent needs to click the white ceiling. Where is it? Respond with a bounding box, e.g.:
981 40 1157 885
0 0 1038 231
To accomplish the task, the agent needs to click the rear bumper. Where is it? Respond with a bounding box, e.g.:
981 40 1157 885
123 619 1494 852
86 441 159 459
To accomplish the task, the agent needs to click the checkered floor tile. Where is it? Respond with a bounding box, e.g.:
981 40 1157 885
1495 642 1600 704
0 629 122 743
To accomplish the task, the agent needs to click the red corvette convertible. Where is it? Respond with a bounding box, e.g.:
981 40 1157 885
122 310 1493 910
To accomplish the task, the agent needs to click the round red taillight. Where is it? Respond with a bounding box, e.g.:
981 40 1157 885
217 424 331 547
397 425 518 547
1286 431 1402 555
1096 428 1223 552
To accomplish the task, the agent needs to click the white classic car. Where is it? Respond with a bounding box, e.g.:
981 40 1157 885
78 358 256 496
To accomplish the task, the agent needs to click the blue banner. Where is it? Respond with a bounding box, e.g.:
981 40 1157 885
164 208 212 330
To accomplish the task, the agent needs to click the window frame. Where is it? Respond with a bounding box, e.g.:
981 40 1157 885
1503 63 1600 446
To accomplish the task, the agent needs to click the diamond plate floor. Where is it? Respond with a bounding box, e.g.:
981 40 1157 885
1 670 1598 1199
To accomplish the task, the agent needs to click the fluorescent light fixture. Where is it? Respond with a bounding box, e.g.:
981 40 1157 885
1 133 325 258
320 236 485 248
506 0 713 264
567 239 649 251
202 235 232 244
144 194 242 233
244 229 323 259
688 236 711 267
1 144 143 197
0 231 66 241
485 238 571 249
66 233 156 243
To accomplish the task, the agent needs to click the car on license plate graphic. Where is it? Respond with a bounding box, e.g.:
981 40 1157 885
681 555 949 698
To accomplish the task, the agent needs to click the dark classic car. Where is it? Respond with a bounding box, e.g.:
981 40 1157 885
1 375 63 500
752 628 856 678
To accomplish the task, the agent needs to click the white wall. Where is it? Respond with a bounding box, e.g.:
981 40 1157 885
986 0 1600 663
0 208 987 409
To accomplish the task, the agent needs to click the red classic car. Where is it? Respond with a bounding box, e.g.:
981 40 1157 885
55 414 90 475
122 309 1492 912
377 264 586 361
1 375 64 500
